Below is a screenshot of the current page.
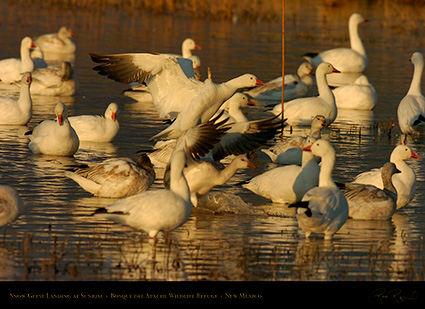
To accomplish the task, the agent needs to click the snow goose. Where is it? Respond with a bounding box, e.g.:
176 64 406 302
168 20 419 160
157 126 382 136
0 185 23 226
243 137 319 204
245 62 316 102
351 145 419 210
149 73 263 140
184 154 255 207
90 52 263 120
304 13 368 73
30 61 76 96
397 52 425 136
26 102 79 156
65 154 155 198
68 102 119 142
272 62 339 126
261 115 327 165
289 140 349 240
342 162 400 220
0 72 32 125
214 93 255 124
179 38 201 59
34 26 76 54
94 150 191 239
0 37 36 84
333 75 377 110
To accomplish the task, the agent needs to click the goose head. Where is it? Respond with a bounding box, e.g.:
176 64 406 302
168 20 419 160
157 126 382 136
182 38 201 51
390 145 420 162
316 62 340 76
55 102 67 126
349 13 369 26
105 102 119 122
301 139 335 159
21 37 36 50
21 72 32 85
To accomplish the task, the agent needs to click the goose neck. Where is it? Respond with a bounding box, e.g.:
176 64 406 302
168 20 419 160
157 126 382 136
407 61 424 95
349 19 366 57
318 155 336 188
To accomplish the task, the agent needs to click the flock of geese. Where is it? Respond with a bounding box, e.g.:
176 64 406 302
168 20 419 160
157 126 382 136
0 12 423 242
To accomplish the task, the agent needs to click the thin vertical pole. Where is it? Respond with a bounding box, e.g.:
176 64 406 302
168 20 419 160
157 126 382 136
281 0 285 133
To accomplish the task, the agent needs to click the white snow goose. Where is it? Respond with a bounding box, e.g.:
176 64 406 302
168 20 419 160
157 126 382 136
0 37 36 84
243 137 319 204
261 115 328 165
34 26 76 54
350 145 419 210
289 139 349 240
30 61 76 96
341 162 400 220
397 52 425 137
26 102 79 156
272 62 340 126
304 13 368 73
245 62 316 102
68 102 119 143
94 150 191 239
0 185 23 226
0 72 32 125
90 52 263 123
184 154 255 207
333 75 377 110
65 154 155 198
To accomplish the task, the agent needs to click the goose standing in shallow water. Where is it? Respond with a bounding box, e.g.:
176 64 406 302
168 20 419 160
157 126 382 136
0 72 32 125
342 162 400 220
271 62 339 127
68 102 119 142
65 154 155 198
397 52 425 137
289 140 349 240
304 13 368 73
0 37 36 84
350 145 419 210
26 102 79 156
0 185 23 226
94 150 191 239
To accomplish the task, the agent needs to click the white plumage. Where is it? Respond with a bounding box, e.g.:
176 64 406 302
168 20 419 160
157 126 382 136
350 145 419 210
68 102 119 142
34 26 76 54
272 62 339 126
94 150 191 239
0 37 36 84
397 52 425 135
0 185 23 226
243 137 319 204
289 139 349 240
304 13 368 73
0 72 32 125
27 102 79 156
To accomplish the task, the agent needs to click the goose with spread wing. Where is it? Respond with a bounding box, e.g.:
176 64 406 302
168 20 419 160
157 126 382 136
90 52 263 122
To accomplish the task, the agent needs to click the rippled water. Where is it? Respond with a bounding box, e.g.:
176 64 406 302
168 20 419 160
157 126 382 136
0 0 425 284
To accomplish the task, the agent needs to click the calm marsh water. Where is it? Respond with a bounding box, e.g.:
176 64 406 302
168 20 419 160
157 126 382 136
0 0 425 287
